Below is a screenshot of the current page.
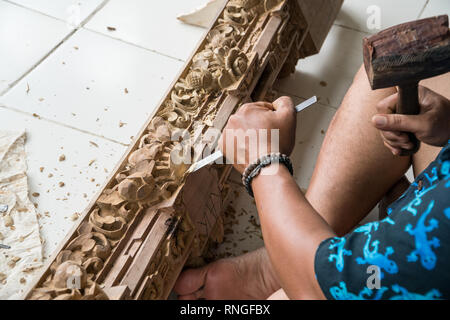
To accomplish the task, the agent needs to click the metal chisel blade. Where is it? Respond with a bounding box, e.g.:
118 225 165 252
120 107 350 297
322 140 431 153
295 95 318 113
188 150 224 174
188 96 318 173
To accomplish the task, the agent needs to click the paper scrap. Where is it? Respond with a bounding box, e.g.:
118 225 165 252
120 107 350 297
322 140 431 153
0 131 43 300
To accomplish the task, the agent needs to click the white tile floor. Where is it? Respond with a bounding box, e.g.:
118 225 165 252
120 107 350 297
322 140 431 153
0 0 448 263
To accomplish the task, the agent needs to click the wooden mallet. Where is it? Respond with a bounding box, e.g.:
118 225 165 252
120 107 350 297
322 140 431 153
363 15 450 155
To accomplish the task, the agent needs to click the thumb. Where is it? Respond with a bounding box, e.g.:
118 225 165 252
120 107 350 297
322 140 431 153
272 96 295 115
372 114 422 133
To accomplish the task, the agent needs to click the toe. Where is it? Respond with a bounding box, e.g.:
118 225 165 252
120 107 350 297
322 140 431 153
174 266 208 296
177 289 204 300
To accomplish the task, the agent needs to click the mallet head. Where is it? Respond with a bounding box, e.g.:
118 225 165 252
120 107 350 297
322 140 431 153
363 15 450 90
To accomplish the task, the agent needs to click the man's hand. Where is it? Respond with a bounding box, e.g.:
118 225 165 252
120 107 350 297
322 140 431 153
218 96 297 174
372 86 450 155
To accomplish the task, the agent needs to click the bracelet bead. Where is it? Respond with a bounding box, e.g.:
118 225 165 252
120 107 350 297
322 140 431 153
241 153 294 197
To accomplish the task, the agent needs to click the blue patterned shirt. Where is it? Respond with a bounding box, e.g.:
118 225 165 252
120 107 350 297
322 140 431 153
315 141 450 300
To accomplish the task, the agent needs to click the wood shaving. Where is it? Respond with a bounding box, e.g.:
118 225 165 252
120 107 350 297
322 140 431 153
4 215 14 227
58 154 66 162
7 257 21 268
70 213 79 221
89 141 99 148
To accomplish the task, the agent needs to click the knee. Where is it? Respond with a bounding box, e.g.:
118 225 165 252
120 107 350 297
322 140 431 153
350 64 369 89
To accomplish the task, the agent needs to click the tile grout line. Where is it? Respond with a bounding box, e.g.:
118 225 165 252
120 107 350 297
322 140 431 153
3 0 71 23
417 0 430 18
82 27 186 63
0 28 75 96
5 0 185 62
0 104 130 147
332 22 371 35
0 0 111 97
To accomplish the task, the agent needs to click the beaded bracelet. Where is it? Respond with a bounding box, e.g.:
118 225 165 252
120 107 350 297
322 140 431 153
242 153 294 197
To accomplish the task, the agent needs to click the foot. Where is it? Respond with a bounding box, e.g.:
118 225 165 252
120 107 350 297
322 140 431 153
174 248 280 300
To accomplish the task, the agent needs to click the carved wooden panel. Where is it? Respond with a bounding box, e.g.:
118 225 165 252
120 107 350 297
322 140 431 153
25 0 342 300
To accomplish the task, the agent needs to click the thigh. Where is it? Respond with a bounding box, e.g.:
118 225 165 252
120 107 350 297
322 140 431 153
306 65 411 236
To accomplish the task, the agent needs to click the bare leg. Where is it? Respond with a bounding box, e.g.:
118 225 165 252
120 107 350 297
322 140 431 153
175 66 448 300
306 66 410 235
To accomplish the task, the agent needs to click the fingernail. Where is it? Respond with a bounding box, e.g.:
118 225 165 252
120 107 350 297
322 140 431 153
373 115 387 127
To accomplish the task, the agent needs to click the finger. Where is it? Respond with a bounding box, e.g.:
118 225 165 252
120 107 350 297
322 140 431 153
376 93 399 114
383 141 402 156
382 131 411 144
174 267 208 296
383 138 415 151
372 114 422 134
240 102 273 112
272 96 295 114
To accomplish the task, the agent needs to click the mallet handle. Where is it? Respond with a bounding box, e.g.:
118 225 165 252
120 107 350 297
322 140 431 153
397 83 421 155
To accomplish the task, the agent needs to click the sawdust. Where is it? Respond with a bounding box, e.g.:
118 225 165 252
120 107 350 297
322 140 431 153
7 257 21 268
89 141 99 148
70 213 79 221
4 215 14 227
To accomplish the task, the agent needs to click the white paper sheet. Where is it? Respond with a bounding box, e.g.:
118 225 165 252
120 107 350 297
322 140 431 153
0 131 43 300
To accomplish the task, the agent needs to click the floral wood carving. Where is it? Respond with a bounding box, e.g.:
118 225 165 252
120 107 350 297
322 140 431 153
26 0 337 300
